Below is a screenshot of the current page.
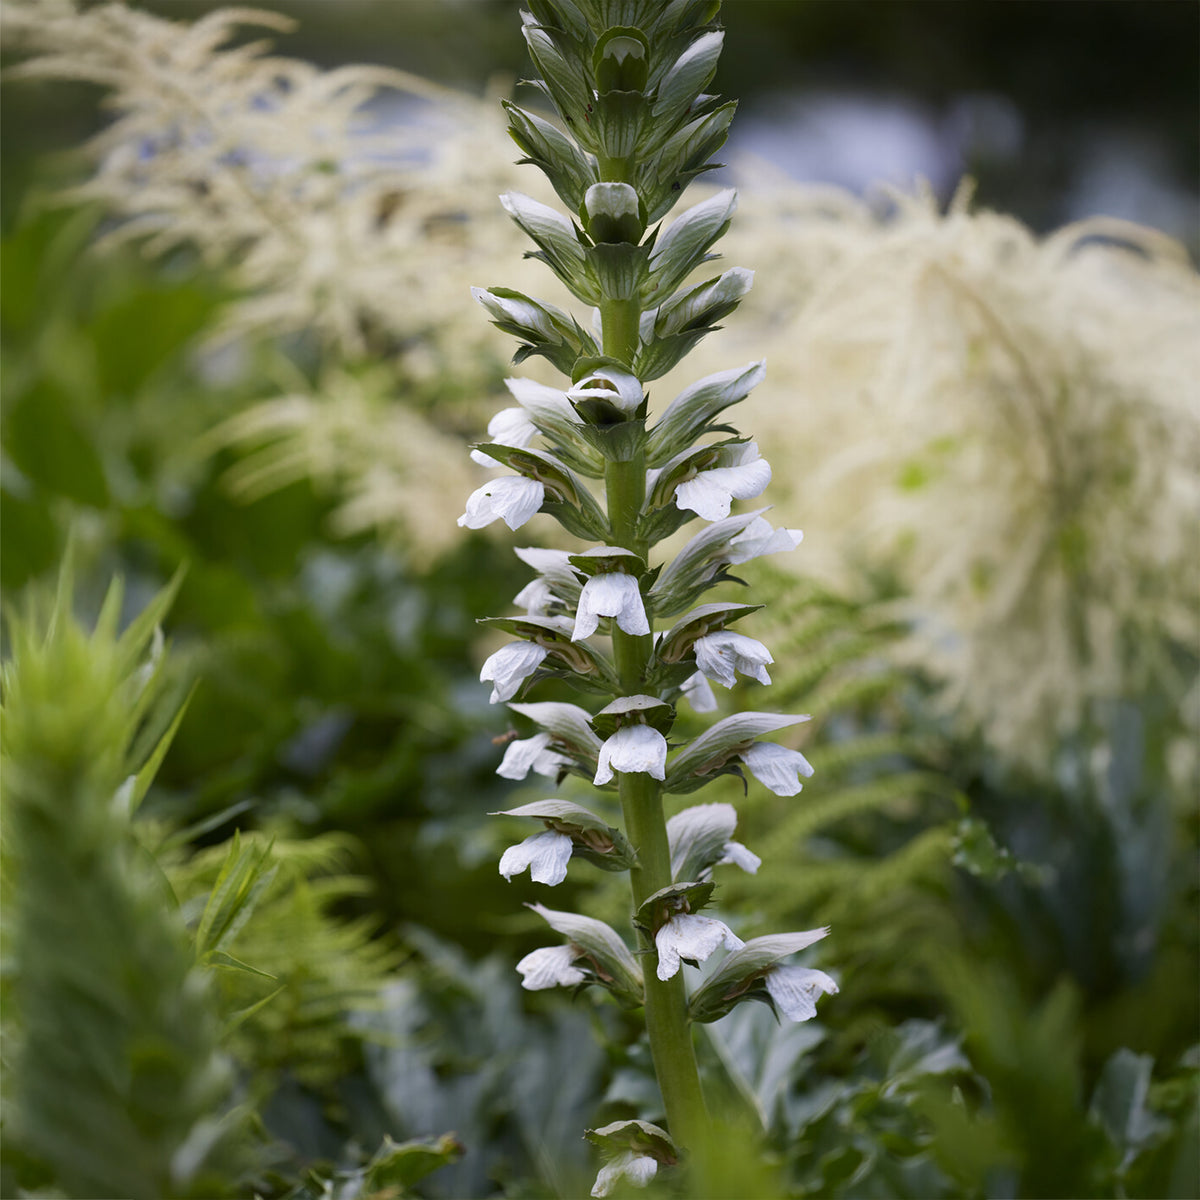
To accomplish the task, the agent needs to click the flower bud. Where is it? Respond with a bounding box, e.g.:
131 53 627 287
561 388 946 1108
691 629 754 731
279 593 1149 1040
583 182 645 245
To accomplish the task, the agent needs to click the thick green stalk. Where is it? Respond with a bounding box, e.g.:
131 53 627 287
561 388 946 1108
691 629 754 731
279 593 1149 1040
601 292 711 1153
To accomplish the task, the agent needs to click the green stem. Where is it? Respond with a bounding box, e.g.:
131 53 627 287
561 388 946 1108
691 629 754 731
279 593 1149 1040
601 292 711 1153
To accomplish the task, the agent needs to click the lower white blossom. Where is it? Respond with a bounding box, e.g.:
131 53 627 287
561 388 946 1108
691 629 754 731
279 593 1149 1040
765 964 839 1021
693 630 774 688
655 912 744 981
573 572 650 641
680 670 718 712
480 641 548 704
740 741 815 796
458 475 544 531
499 828 574 885
496 732 570 780
516 944 586 991
727 515 803 564
591 1150 658 1197
594 724 668 786
675 442 772 522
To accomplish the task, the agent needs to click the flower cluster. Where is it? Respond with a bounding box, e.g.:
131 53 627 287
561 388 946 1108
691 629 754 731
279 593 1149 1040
460 1 835 1190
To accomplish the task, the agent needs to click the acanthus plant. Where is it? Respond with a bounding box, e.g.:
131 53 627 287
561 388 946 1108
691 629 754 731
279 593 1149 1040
458 1 836 1191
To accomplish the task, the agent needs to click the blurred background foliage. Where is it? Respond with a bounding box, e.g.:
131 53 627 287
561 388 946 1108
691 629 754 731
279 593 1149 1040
1 1 1197 1198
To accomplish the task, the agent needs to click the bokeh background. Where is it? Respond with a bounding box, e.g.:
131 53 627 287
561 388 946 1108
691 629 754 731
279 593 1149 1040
1 3 1197 1198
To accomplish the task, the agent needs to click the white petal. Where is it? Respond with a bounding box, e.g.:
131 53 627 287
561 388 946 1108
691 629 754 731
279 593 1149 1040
504 377 577 421
674 473 738 522
718 840 762 874
584 181 640 222
516 944 586 991
593 724 667 786
480 642 549 704
592 1151 658 1197
496 732 569 780
740 741 814 796
514 546 575 574
458 476 545 531
499 829 573 885
655 913 744 981
675 449 772 522
694 631 774 688
469 406 539 467
514 577 555 614
680 670 718 712
573 572 649 641
765 965 839 1022
727 516 803 564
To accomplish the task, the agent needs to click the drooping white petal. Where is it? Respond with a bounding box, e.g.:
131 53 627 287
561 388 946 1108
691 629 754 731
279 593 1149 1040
458 475 545 531
740 741 815 796
480 641 548 704
593 724 668 786
674 443 772 521
470 406 540 466
573 572 650 641
655 912 744 981
516 944 587 991
765 965 839 1022
679 670 718 712
499 828 574 885
727 515 803 564
693 630 774 688
718 840 762 874
591 1150 658 1197
496 732 570 780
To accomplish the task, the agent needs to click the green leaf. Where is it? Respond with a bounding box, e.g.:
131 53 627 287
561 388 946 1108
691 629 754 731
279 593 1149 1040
3 378 109 507
364 1133 465 1193
194 832 279 961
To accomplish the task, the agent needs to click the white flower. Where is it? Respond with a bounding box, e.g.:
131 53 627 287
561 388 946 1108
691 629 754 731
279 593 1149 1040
499 829 574 885
458 475 544 531
516 944 586 991
470 406 539 467
727 515 803 564
740 741 815 796
679 670 718 712
765 965 839 1022
593 724 668 786
693 630 774 688
667 802 761 877
513 546 577 614
655 912 743 981
496 732 570 780
573 572 650 641
591 1150 658 1197
480 641 548 703
674 442 772 521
